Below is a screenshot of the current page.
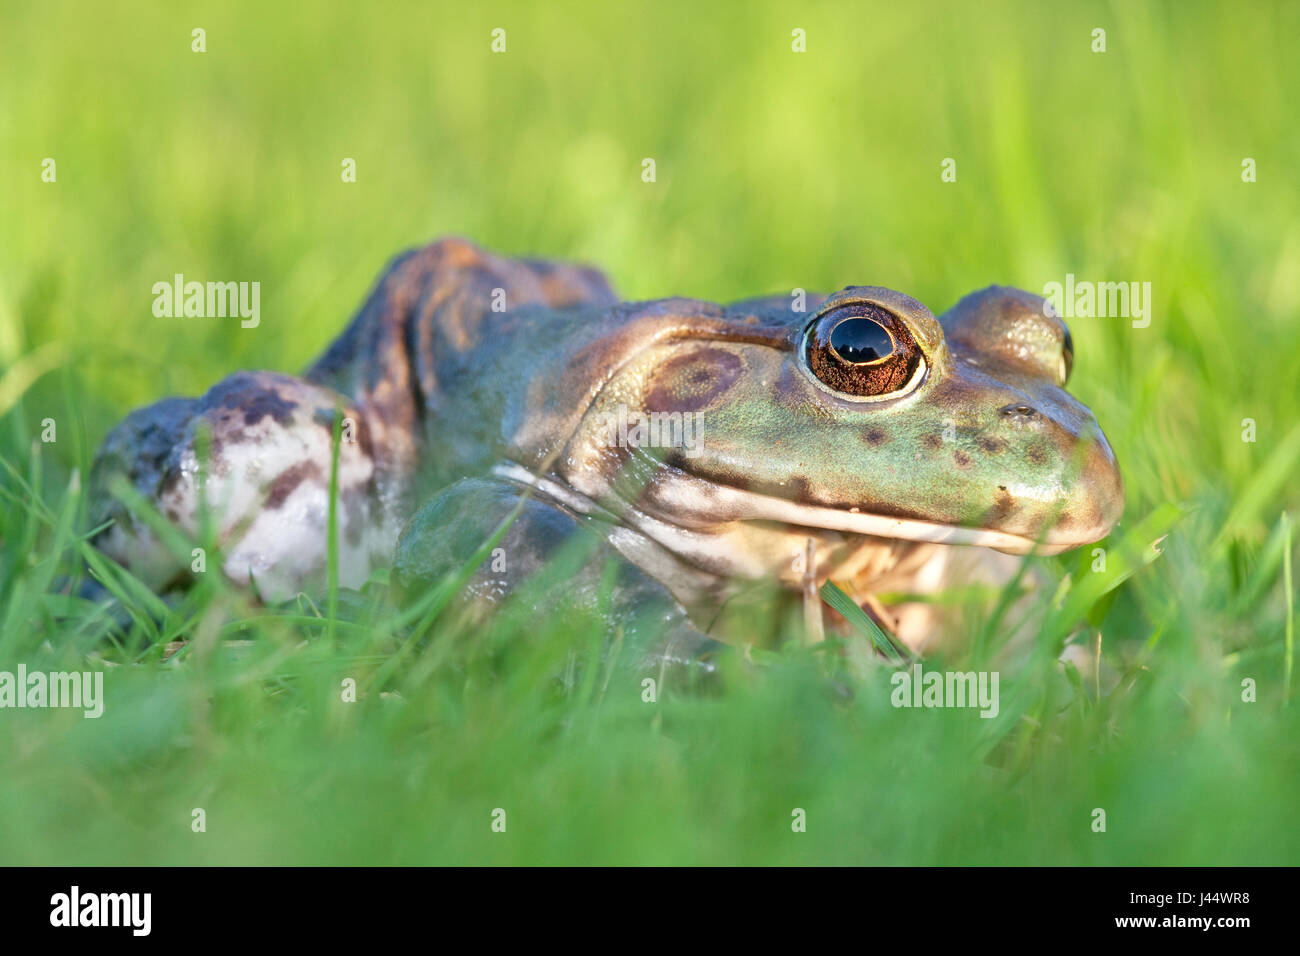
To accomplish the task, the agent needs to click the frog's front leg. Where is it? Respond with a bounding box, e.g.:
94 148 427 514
392 477 725 690
89 370 404 601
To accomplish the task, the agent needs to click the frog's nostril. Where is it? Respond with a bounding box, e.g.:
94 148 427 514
999 403 1037 419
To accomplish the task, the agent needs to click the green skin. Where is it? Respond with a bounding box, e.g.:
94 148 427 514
90 238 1123 676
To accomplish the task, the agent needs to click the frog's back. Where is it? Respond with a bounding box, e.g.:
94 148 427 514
304 237 620 479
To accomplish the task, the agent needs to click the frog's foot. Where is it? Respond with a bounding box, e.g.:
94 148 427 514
89 370 404 602
392 477 726 694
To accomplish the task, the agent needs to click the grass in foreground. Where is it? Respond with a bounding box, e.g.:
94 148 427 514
0 433 1294 864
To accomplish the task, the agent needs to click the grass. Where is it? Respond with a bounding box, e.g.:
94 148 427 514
1 0 1298 864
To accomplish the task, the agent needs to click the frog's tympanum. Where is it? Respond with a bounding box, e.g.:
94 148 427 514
90 239 1123 676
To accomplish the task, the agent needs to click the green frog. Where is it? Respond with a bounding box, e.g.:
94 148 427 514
89 238 1123 675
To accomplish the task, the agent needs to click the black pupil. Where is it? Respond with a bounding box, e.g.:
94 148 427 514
829 318 893 364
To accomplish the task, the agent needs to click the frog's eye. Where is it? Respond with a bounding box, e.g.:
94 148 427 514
804 304 924 399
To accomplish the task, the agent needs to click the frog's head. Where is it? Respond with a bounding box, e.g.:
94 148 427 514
536 284 1123 568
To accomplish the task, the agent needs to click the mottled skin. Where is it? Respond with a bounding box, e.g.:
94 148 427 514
90 238 1123 674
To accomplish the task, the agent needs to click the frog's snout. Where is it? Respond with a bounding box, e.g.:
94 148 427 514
989 392 1124 548
1052 422 1124 547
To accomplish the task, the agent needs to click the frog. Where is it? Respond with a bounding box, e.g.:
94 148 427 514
88 237 1124 678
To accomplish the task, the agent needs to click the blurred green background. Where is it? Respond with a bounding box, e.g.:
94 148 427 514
0 0 1297 865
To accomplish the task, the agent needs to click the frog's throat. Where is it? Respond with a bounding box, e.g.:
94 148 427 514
490 462 1071 557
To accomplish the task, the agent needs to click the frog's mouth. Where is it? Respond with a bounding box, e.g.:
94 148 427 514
491 461 1075 558
652 486 1078 556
